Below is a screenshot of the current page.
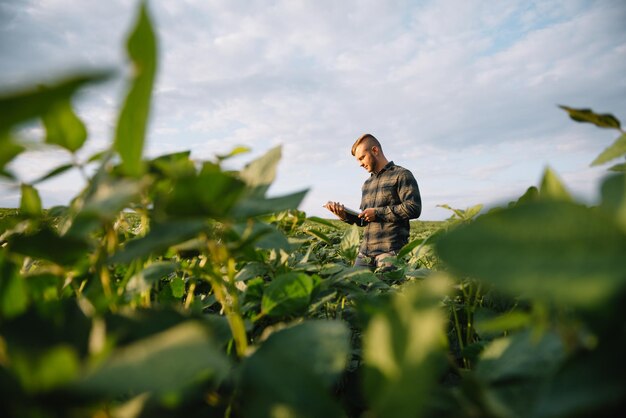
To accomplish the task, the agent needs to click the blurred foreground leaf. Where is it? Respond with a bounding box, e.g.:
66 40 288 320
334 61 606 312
436 201 626 309
42 98 87 153
78 321 230 396
239 320 349 418
0 72 110 134
114 1 157 177
362 275 449 418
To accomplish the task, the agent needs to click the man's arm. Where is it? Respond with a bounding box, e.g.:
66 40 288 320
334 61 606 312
375 170 421 222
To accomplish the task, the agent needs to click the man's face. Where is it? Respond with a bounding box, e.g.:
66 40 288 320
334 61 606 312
354 143 377 173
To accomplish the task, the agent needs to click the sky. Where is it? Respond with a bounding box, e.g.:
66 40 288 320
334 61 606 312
1 0 625 220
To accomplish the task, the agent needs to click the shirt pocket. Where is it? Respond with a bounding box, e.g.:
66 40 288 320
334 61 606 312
377 185 399 206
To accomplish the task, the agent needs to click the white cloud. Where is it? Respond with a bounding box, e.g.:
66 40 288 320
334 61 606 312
1 0 625 220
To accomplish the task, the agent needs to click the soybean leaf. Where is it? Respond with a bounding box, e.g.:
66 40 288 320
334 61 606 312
339 224 360 262
110 219 207 263
11 345 80 393
539 166 572 201
398 237 424 258
20 183 42 217
261 272 315 317
126 261 178 295
600 173 626 230
435 201 626 309
306 216 339 228
238 145 281 197
216 145 250 162
114 1 157 177
42 98 87 153
362 275 449 418
532 344 626 417
473 330 567 418
238 320 349 418
0 135 25 172
8 228 90 266
591 133 626 166
608 162 626 172
559 105 621 129
32 163 74 184
148 150 195 178
161 171 246 219
0 72 110 134
66 178 144 238
476 330 565 383
77 321 230 396
306 228 333 244
514 186 539 205
0 253 28 319
232 221 291 251
232 189 308 218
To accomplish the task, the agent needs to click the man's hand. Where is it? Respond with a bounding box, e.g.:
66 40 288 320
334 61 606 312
359 208 376 223
323 201 347 220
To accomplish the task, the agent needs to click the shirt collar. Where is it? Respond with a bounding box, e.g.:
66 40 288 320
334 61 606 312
373 161 395 176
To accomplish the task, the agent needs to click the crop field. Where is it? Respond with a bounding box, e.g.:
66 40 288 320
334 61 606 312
1 2 625 418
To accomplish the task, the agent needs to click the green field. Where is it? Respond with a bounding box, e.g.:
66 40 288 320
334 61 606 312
1 2 625 417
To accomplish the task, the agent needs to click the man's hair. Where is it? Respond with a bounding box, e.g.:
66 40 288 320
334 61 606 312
351 133 382 156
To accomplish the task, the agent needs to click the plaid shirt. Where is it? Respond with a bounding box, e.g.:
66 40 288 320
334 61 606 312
348 161 421 256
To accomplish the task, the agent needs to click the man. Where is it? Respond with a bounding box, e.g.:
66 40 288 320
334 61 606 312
325 133 422 270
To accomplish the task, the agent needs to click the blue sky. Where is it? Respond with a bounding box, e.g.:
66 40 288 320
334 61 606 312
1 0 625 220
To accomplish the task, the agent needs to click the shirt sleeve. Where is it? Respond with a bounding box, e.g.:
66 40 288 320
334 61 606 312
376 170 421 222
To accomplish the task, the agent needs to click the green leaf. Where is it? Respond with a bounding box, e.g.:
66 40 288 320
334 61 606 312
66 177 144 238
600 173 626 230
20 183 42 217
32 163 74 184
114 1 158 177
232 189 308 218
514 186 539 206
591 133 626 166
238 320 349 418
11 345 80 393
8 228 91 266
170 276 185 298
149 150 195 178
161 170 247 219
78 321 230 396
238 145 281 197
42 98 87 153
362 275 450 418
532 344 626 417
306 216 339 229
126 261 178 295
261 272 315 317
476 330 565 383
539 167 571 201
111 219 207 263
559 105 621 129
0 134 25 171
435 201 626 308
0 72 110 134
608 162 626 172
474 310 531 335
339 224 360 262
0 253 28 318
216 145 250 162
398 237 424 258
306 228 333 244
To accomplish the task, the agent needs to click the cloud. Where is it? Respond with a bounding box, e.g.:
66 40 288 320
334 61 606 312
1 0 625 220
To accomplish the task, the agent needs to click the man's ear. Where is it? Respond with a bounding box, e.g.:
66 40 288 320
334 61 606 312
371 145 379 155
